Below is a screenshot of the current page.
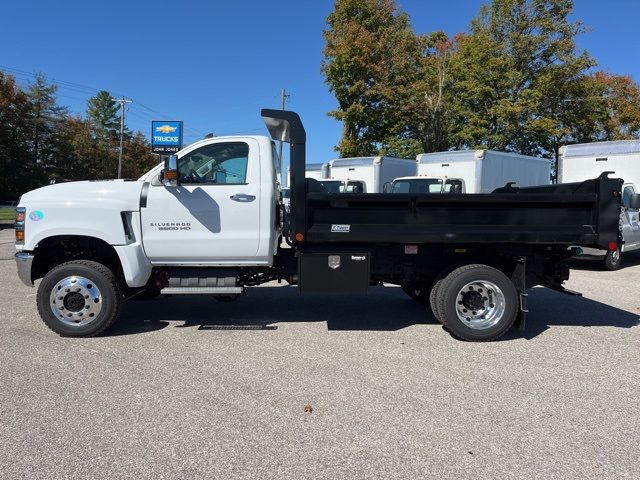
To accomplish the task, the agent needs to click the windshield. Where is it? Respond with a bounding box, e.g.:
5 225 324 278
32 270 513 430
391 179 443 193
319 180 343 193
319 180 366 193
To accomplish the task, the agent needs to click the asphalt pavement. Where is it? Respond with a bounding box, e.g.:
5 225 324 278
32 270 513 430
0 226 638 479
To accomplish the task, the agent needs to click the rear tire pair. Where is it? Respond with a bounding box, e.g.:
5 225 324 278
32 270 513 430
430 265 519 341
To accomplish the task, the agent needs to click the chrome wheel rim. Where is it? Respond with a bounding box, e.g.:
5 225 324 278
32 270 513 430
455 280 505 330
611 249 620 264
49 276 102 326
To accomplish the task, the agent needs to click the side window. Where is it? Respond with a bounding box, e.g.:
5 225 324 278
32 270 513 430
622 186 636 208
178 142 249 185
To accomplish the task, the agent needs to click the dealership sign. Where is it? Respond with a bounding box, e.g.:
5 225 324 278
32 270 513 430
151 121 183 154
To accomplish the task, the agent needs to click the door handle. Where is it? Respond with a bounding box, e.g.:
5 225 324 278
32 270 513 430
230 194 256 202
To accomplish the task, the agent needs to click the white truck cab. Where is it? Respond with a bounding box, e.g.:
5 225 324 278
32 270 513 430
16 135 281 290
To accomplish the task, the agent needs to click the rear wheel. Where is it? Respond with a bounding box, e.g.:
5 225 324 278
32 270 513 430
429 277 445 323
436 264 518 341
603 248 622 271
37 260 123 337
401 283 430 305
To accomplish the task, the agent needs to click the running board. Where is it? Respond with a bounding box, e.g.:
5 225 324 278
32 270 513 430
161 287 243 295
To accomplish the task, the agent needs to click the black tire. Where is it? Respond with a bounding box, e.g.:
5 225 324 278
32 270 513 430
429 277 445 323
37 260 123 337
603 248 622 271
400 283 430 305
436 264 518 342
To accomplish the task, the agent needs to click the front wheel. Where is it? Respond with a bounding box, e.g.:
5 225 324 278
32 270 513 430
37 260 123 337
436 264 518 342
603 248 622 271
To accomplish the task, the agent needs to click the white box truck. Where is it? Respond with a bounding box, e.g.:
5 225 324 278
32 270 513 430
389 150 550 194
286 162 328 187
559 139 640 269
327 156 416 193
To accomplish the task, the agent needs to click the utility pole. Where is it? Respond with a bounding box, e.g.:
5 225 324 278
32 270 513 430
278 88 290 186
117 97 132 179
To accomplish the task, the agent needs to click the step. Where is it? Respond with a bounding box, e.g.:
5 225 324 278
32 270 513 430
161 286 244 295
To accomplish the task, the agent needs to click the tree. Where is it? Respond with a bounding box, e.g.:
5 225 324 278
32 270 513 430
0 73 33 199
26 73 69 181
86 90 119 139
86 90 122 177
591 71 640 140
322 0 423 157
450 0 597 158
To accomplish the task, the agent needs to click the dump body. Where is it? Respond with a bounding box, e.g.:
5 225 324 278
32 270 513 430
303 176 621 250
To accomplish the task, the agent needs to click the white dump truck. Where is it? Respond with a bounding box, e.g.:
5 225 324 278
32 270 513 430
559 139 640 270
12 110 627 341
389 150 550 194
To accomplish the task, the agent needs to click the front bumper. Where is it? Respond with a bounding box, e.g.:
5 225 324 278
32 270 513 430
15 252 34 287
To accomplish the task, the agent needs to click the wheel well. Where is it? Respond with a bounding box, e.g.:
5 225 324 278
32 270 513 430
32 235 122 283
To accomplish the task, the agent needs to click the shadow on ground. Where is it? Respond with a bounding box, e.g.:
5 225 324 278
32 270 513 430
110 284 639 341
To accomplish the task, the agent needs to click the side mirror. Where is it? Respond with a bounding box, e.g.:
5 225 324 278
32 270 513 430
162 155 179 186
383 182 391 193
629 193 640 210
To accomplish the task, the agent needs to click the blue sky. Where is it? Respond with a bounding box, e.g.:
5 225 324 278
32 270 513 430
2 0 639 175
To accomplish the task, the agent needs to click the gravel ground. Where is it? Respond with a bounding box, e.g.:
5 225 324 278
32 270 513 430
0 226 638 479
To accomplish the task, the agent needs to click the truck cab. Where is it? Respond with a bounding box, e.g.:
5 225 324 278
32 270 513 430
139 136 280 266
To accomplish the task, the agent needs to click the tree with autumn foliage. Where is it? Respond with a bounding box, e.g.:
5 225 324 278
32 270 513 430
322 0 423 157
591 71 640 140
322 0 640 163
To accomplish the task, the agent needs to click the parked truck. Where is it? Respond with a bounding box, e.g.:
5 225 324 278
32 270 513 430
559 140 640 270
326 156 416 193
14 110 628 341
389 150 551 194
287 162 328 187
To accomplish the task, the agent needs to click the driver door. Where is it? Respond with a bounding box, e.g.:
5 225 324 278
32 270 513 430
141 138 261 264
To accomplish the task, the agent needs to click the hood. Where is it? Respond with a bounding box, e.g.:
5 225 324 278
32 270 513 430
20 180 144 210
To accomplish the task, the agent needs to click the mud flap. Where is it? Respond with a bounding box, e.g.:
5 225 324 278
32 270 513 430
511 258 528 331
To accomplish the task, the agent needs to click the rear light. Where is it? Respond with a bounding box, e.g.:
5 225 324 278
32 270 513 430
608 241 618 251
15 207 25 245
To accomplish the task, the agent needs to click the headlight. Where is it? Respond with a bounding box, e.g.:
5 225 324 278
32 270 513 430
15 207 25 244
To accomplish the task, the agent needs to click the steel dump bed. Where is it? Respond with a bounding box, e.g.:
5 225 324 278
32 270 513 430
303 175 622 249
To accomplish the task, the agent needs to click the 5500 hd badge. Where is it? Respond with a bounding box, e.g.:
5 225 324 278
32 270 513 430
150 222 191 231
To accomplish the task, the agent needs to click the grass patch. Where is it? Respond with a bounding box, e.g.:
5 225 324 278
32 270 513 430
0 208 16 221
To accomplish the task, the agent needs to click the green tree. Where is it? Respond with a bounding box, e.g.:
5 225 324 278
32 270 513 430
87 90 119 139
0 73 33 199
322 0 422 157
86 90 122 177
449 0 597 158
26 73 69 182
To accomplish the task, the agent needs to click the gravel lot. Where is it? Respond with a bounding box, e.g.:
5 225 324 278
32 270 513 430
0 225 638 479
